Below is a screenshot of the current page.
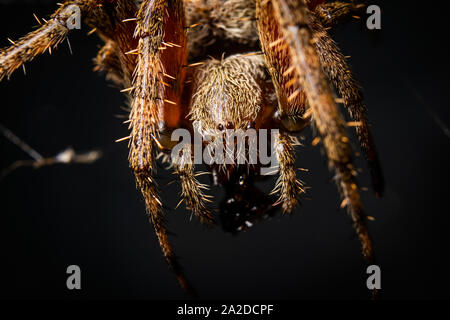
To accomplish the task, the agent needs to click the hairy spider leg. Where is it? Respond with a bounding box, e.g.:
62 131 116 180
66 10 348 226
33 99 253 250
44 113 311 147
310 11 384 196
256 0 375 269
129 0 204 295
0 0 102 81
314 1 366 27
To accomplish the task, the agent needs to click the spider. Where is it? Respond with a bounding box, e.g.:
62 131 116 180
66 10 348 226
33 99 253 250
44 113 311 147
0 0 383 296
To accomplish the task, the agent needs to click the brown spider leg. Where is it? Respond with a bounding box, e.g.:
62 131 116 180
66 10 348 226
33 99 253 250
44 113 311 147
0 0 102 81
255 0 309 212
92 0 139 88
311 15 384 196
173 145 215 224
94 41 126 87
305 0 326 10
256 0 308 122
314 1 365 27
272 133 305 213
130 0 194 294
256 0 373 263
106 0 139 86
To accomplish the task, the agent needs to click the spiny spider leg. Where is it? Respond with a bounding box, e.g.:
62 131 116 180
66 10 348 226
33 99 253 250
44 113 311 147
314 1 366 28
99 0 140 86
256 0 308 121
257 0 374 264
130 0 198 295
0 0 101 81
93 0 140 89
272 132 305 213
94 40 126 87
173 145 215 224
255 1 308 212
0 0 138 82
310 13 384 196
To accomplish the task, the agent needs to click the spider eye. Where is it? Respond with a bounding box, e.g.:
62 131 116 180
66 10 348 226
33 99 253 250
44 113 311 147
226 122 234 129
217 124 224 131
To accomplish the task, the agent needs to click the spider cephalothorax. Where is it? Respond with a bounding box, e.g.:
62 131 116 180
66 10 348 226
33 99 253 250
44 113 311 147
0 0 383 295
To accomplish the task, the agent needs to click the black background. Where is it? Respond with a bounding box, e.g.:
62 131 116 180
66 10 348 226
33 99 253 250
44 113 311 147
0 0 448 300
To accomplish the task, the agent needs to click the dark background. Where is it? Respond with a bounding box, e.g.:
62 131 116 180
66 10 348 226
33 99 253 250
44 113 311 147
0 0 448 300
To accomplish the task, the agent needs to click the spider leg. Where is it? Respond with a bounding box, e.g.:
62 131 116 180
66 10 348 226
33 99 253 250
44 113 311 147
0 0 103 81
0 0 139 82
310 14 384 196
256 0 308 121
93 0 139 87
314 1 365 28
130 0 195 294
256 0 374 263
100 0 139 85
173 145 215 224
273 133 305 213
94 40 125 87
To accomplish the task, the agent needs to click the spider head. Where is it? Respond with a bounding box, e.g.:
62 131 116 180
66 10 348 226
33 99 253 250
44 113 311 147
188 54 270 138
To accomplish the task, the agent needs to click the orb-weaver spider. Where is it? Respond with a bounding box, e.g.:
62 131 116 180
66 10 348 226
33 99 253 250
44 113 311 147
0 0 383 296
